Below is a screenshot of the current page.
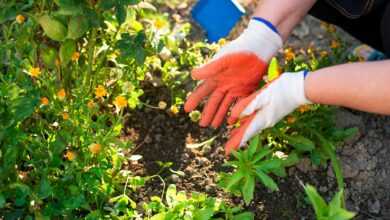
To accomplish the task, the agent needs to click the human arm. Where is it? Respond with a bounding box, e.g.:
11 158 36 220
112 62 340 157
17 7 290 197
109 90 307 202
306 60 390 115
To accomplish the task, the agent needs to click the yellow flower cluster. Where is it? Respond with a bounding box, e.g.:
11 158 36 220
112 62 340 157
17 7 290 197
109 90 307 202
16 15 25 24
28 67 41 78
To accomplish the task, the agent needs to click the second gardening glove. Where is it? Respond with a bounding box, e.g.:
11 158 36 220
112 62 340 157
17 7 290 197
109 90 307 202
225 71 312 155
184 18 282 128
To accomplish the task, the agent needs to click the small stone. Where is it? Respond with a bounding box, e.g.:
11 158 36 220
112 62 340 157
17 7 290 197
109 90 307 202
368 199 381 214
169 174 180 183
319 186 328 193
296 158 312 173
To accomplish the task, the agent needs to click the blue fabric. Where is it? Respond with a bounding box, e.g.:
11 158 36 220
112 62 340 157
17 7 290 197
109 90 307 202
192 0 245 42
252 17 280 35
303 70 309 79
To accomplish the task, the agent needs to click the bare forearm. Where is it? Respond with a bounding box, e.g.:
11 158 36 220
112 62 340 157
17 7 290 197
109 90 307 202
253 0 316 41
305 60 390 115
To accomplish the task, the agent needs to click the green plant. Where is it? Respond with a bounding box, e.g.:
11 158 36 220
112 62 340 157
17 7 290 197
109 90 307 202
219 136 299 205
304 185 355 220
144 184 254 220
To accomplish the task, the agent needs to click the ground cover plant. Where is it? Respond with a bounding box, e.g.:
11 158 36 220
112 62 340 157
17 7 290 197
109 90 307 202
0 0 360 219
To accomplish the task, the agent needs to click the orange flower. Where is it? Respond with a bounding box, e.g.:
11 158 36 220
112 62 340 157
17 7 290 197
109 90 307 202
320 50 328 58
16 14 25 24
95 85 107 98
71 52 80 62
40 97 49 106
62 112 69 120
330 40 340 49
287 116 296 124
28 67 41 77
113 96 127 109
89 143 101 154
284 48 295 61
55 58 61 67
65 150 76 161
299 105 311 113
57 89 66 100
87 100 96 109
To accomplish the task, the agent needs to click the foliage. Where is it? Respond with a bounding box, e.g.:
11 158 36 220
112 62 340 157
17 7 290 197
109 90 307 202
143 185 254 220
0 0 215 218
304 185 356 220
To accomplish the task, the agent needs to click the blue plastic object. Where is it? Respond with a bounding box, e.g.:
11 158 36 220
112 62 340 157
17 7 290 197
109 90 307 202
192 0 246 42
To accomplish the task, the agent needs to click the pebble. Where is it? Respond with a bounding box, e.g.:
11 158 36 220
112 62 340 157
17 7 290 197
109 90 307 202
169 174 180 183
368 199 381 214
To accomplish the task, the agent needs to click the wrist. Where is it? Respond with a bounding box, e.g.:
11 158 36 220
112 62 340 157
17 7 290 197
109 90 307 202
240 18 283 61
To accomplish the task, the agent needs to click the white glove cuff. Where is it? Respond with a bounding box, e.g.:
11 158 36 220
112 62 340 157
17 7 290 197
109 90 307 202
283 71 312 105
242 19 283 61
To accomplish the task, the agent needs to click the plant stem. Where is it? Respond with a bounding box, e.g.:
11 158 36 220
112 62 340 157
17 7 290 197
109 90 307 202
85 28 97 91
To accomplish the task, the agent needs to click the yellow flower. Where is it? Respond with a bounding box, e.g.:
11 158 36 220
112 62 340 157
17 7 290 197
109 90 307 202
284 48 295 61
113 96 127 109
28 67 41 78
299 105 311 113
89 143 102 154
154 19 166 30
65 150 76 161
40 97 49 106
62 112 69 120
87 100 96 109
71 52 80 62
330 40 340 49
218 38 227 46
95 85 107 98
16 14 25 24
170 105 179 115
287 116 296 124
57 89 66 100
158 101 167 110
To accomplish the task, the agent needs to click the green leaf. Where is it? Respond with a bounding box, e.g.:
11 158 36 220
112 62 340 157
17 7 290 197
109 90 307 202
166 184 177 207
304 185 328 217
252 148 272 164
38 177 52 199
0 194 5 208
248 135 259 157
59 39 76 66
194 208 214 220
329 189 343 212
242 176 255 205
150 213 166 220
232 212 255 220
285 135 315 152
116 4 127 25
226 170 245 190
255 170 278 191
37 14 67 42
329 209 356 220
255 159 282 172
67 15 89 40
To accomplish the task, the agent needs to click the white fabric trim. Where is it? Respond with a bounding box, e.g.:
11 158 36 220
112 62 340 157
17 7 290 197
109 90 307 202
214 20 283 62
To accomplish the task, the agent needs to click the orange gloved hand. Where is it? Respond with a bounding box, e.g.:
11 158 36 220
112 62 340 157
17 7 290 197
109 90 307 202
184 18 283 128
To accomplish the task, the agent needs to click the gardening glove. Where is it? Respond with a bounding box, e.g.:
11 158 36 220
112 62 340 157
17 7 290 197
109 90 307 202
184 17 283 128
225 71 312 155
